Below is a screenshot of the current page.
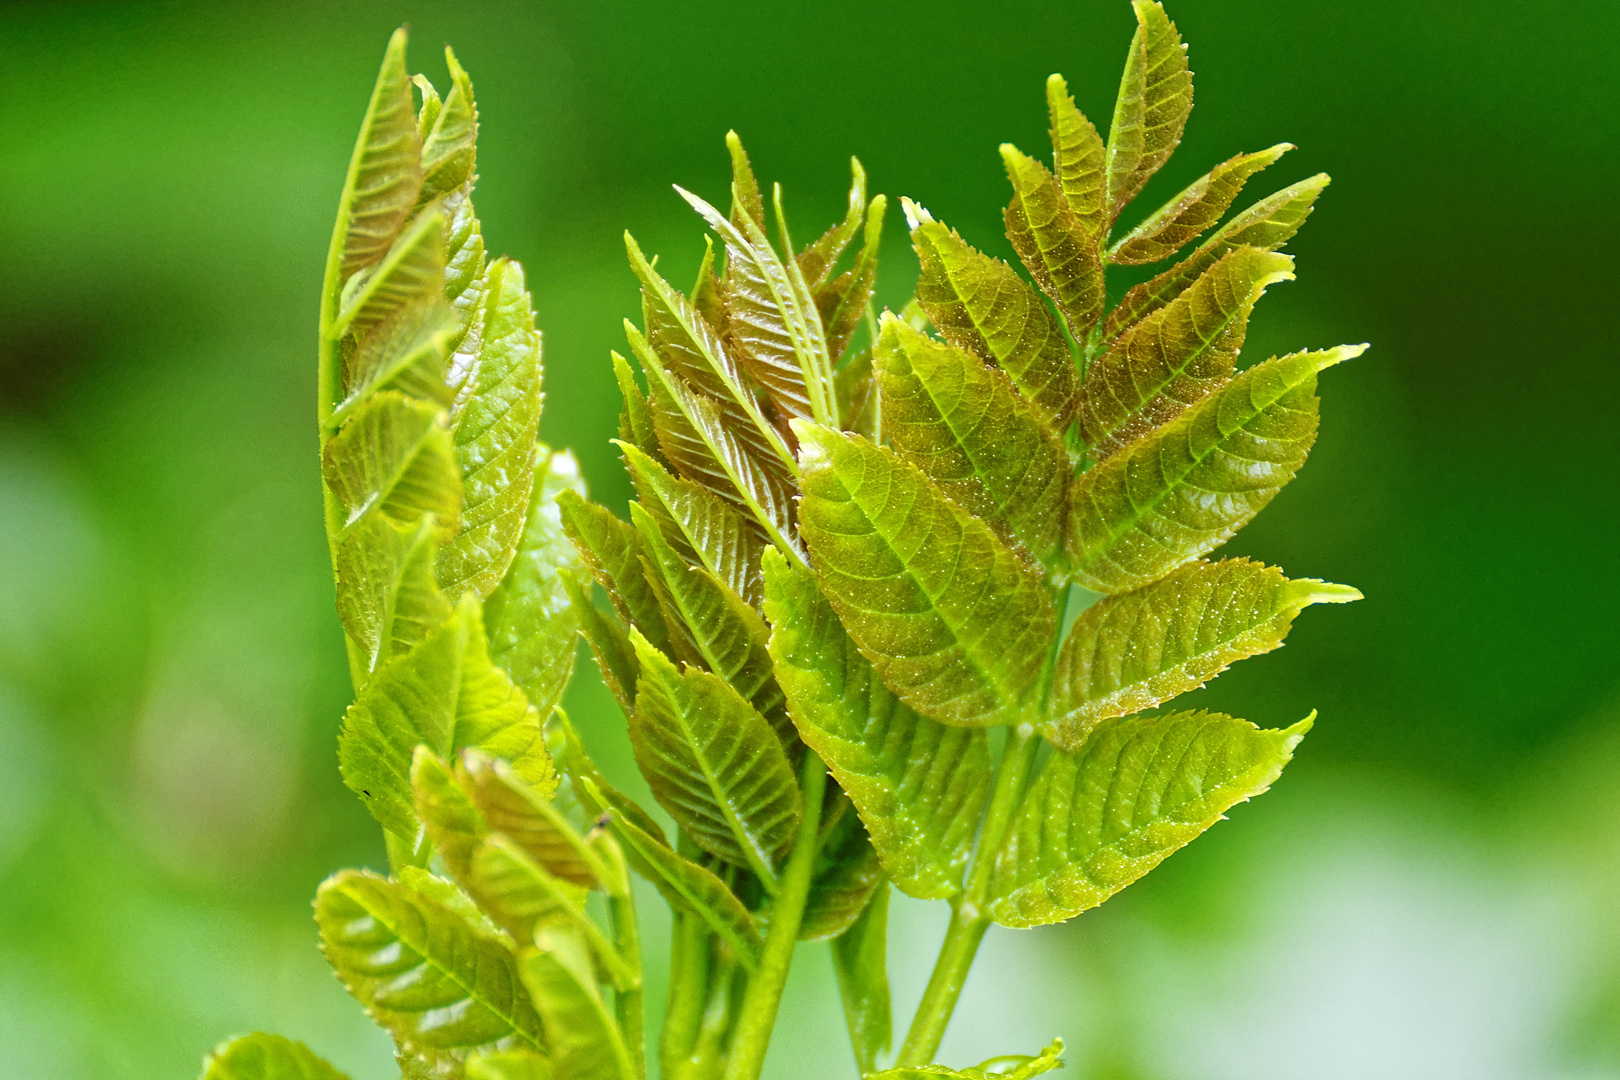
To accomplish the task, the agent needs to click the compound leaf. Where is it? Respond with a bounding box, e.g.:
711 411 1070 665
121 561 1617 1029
1104 0 1192 222
875 316 1069 566
1108 144 1291 265
1067 345 1363 594
831 882 891 1075
907 202 1076 434
1081 246 1295 462
1001 144 1105 337
793 423 1055 728
763 550 989 899
200 1034 352 1080
520 929 637 1080
1045 559 1360 750
991 712 1308 927
316 869 545 1069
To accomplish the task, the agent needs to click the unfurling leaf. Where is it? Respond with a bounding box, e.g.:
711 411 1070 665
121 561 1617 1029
337 294 458 420
907 202 1076 434
627 633 802 881
316 870 545 1070
335 514 452 674
339 595 550 842
1001 144 1105 337
323 391 461 531
763 550 989 899
869 1039 1066 1079
521 928 638 1080
875 317 1069 565
613 351 660 460
396 866 510 944
800 805 885 941
798 158 868 292
558 489 672 656
437 258 544 601
818 193 887 367
831 882 892 1075
465 1052 553 1080
411 747 486 880
200 1034 352 1080
1080 246 1295 462
793 423 1055 728
991 712 1308 927
462 749 601 890
1045 559 1360 750
338 208 449 341
621 441 765 608
333 29 423 280
1107 144 1291 264
1067 345 1364 594
485 448 587 719
1105 0 1192 221
1046 74 1106 236
418 49 479 203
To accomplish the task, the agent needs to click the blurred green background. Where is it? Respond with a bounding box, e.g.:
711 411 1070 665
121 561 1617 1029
2 0 1617 1076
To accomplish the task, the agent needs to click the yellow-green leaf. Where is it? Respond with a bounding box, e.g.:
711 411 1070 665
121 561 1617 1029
200 1034 352 1080
520 928 637 1080
1108 144 1291 265
323 391 461 531
991 712 1307 927
798 157 868 292
462 749 603 891
335 514 452 674
331 28 422 281
1047 74 1106 235
869 1039 1065 1079
1104 0 1192 222
831 881 891 1075
337 207 447 341
418 48 479 203
799 807 884 942
1001 145 1105 338
621 441 764 608
557 490 672 657
1067 345 1364 594
465 1052 552 1080
818 193 886 367
1045 559 1360 750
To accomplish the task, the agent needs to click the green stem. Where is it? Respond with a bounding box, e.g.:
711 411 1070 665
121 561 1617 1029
720 752 827 1080
610 887 646 1079
897 725 1040 1067
661 915 711 1078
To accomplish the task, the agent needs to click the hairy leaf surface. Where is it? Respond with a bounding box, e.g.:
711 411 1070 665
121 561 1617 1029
338 209 448 341
794 423 1055 728
1105 0 1192 221
1046 559 1359 750
875 317 1069 565
1067 345 1363 594
763 550 989 898
1001 145 1104 336
798 158 867 292
316 870 545 1070
324 391 461 531
1081 247 1295 462
1047 74 1106 235
622 442 764 608
418 50 478 203
818 194 886 367
333 29 423 280
558 490 672 656
991 712 1307 927
1108 144 1290 264
462 750 601 890
201 1035 352 1080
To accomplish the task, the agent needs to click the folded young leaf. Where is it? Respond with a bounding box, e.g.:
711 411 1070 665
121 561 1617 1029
1105 0 1192 223
397 865 511 945
1067 345 1364 594
465 1052 553 1080
799 809 884 942
316 869 545 1068
553 711 668 845
870 1039 1065 1079
621 441 764 608
762 549 990 899
725 129 767 232
201 1034 352 1080
485 448 586 720
1081 246 1296 462
876 316 1070 566
557 489 673 657
798 157 868 292
462 749 604 891
831 882 892 1075
1047 74 1107 236
443 188 487 334
337 293 458 422
437 258 544 601
336 514 452 674
564 574 638 717
793 422 1056 728
1001 144 1105 338
331 28 422 282
337 207 448 340
418 49 478 204
599 801 764 970
323 391 462 531
612 352 661 462
412 747 487 880
907 202 1076 435
627 632 802 881
991 712 1308 927
1108 144 1291 264
1106 173 1328 340
339 595 551 842
817 194 886 368
521 928 638 1080
1045 559 1360 750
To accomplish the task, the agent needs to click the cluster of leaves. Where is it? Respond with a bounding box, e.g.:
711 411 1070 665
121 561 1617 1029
201 4 1362 1079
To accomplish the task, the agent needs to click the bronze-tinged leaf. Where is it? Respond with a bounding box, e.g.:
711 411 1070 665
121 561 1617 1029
1108 144 1292 265
1044 559 1360 750
907 201 1077 434
613 351 660 461
557 489 672 657
335 29 423 280
336 207 448 342
1001 144 1105 338
874 317 1069 566
621 441 765 608
1104 0 1193 224
1081 246 1295 462
1106 173 1329 340
1046 74 1107 236
793 422 1056 728
725 129 766 232
1067 345 1364 594
798 158 869 292
819 194 887 368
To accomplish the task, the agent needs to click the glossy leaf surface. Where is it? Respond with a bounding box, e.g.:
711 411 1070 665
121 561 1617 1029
201 1035 352 1080
1001 145 1104 336
1108 144 1290 264
520 929 636 1080
1104 0 1192 220
622 441 764 607
323 391 461 531
333 29 422 280
336 514 452 674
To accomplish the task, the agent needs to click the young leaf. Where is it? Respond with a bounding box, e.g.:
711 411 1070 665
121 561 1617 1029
462 749 603 891
612 351 660 460
1047 74 1106 235
335 514 452 674
323 391 461 531
725 129 766 231
418 49 479 203
763 550 990 899
485 448 587 719
875 316 1069 565
552 711 668 845
869 1040 1065 1080
1106 173 1328 340
906 202 1076 434
331 28 422 282
818 193 887 367
1080 246 1296 462
799 810 884 942
465 1052 553 1080
627 632 802 881
793 422 1056 728
339 595 550 842
521 928 638 1080
336 293 458 421
991 712 1309 927
798 157 868 292
621 441 765 608
1107 144 1291 264
316 869 545 1067
397 865 511 945
1067 345 1365 594
1045 559 1360 751
411 746 487 880
557 489 672 656
565 574 639 717
1104 0 1192 222
1000 145 1105 337
437 258 544 601
599 802 764 970
831 882 892 1075
201 1034 352 1080
336 208 448 340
